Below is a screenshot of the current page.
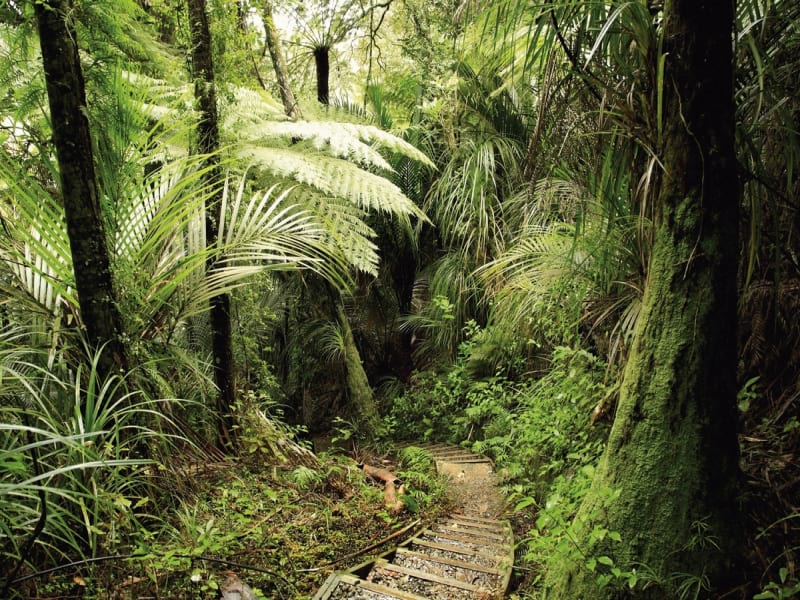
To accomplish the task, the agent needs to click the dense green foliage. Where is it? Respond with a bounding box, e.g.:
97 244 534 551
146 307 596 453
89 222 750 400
1 0 798 598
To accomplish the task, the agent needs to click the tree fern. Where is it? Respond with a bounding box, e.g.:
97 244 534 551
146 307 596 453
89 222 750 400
239 146 427 223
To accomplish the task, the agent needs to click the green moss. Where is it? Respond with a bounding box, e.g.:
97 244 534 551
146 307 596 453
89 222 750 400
545 218 739 597
338 303 381 436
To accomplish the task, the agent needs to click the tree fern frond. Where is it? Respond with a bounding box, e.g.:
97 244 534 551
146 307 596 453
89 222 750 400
241 120 436 171
244 121 392 171
239 146 429 223
288 188 380 275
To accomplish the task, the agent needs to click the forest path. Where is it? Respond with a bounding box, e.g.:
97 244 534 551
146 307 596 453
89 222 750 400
313 444 513 600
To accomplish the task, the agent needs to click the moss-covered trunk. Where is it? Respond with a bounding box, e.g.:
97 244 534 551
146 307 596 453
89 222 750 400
337 302 380 435
548 1 740 596
35 0 128 377
187 0 236 449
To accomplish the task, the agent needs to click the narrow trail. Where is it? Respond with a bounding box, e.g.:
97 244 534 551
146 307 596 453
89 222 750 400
313 444 513 599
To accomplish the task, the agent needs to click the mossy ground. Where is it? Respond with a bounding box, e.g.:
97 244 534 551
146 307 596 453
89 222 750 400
20 450 450 600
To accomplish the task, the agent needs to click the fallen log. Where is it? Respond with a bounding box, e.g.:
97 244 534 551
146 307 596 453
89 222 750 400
359 463 406 514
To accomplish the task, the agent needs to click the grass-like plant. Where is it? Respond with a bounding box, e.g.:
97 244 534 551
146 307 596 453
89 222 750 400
0 331 191 596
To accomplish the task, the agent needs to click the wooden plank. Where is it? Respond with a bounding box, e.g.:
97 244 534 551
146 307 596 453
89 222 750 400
444 517 507 533
409 537 504 561
430 446 480 456
423 528 504 549
374 559 483 592
338 574 429 600
434 523 507 542
449 513 506 525
311 573 343 600
395 546 502 575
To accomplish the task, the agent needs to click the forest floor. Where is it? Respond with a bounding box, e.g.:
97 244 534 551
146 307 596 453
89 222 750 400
22 446 454 600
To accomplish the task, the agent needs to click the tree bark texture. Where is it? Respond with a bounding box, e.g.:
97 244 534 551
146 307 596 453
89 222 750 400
337 302 380 435
548 0 740 596
186 0 236 449
263 0 300 119
313 46 330 105
35 0 128 377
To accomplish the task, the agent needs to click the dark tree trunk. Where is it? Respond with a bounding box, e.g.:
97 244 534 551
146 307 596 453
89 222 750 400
313 46 330 105
35 0 128 377
548 0 740 596
186 0 236 449
263 0 300 119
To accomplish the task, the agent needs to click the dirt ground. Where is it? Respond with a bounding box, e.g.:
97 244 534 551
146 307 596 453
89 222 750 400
436 460 507 519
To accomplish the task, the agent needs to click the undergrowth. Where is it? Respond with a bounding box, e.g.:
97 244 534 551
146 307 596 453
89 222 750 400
385 330 615 596
0 344 449 599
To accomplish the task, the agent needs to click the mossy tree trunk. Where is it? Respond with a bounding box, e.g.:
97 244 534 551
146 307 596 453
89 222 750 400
35 0 128 378
187 0 236 450
313 50 379 434
548 1 740 596
337 302 380 435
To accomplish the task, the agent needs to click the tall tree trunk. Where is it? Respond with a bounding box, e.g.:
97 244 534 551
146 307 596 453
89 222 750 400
263 0 300 119
336 302 380 434
312 39 379 434
186 0 236 449
548 1 740 596
35 0 128 377
313 46 330 105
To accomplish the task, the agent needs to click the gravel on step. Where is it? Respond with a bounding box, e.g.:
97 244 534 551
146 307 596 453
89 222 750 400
327 582 399 600
366 567 475 600
408 541 499 568
392 552 500 590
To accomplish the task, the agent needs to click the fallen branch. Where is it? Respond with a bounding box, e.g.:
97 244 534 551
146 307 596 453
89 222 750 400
296 518 422 573
9 552 296 593
360 463 406 514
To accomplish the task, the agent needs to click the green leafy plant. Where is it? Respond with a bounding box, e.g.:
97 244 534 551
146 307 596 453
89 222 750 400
0 337 187 596
755 567 800 599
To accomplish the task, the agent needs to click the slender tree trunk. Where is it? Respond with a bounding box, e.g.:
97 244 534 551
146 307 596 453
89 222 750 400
35 0 128 377
548 1 740 596
186 0 236 449
311 39 379 434
263 0 300 119
313 46 330 105
336 302 380 434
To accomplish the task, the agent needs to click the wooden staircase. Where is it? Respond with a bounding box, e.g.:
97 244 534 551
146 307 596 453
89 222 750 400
313 444 513 599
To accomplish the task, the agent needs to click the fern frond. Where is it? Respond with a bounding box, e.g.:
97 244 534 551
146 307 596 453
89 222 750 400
239 146 429 223
241 121 435 171
288 188 380 275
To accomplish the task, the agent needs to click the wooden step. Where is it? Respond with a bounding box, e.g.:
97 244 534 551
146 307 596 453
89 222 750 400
372 559 486 593
395 547 502 575
314 573 430 600
444 517 507 533
448 513 505 525
409 537 506 562
422 528 505 550
433 523 507 542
